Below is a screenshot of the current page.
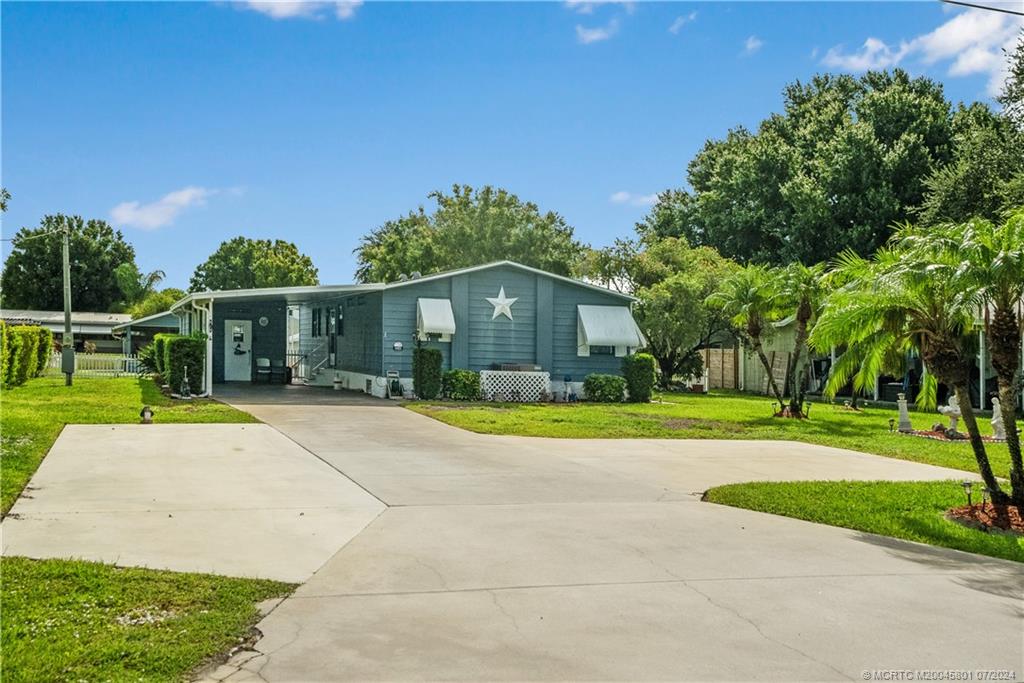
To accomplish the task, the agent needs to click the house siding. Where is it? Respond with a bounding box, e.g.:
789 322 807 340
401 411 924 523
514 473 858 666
212 300 288 383
382 279 452 377
550 280 630 381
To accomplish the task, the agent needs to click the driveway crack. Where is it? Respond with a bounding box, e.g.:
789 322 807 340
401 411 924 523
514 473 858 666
682 581 853 681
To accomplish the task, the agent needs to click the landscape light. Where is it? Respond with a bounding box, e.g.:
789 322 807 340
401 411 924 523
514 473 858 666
888 418 895 432
961 480 973 506
139 406 154 424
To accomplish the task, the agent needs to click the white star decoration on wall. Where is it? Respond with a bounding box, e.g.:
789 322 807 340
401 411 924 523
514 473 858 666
485 286 518 320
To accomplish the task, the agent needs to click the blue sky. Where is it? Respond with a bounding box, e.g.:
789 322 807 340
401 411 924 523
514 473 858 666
3 1 1021 289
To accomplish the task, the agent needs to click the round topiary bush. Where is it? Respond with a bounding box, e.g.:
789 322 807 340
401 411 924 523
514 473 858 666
583 373 626 403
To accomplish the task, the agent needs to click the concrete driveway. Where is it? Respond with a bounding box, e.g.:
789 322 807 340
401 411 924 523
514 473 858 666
2 423 385 583
201 396 1023 682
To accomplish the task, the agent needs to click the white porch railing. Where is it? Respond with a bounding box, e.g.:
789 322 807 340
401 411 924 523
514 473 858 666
48 352 142 377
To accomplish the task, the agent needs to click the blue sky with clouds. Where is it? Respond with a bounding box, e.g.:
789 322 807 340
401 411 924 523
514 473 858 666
3 1 1021 289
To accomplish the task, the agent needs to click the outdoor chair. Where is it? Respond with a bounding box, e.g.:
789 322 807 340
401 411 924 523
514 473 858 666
254 357 272 383
270 359 289 384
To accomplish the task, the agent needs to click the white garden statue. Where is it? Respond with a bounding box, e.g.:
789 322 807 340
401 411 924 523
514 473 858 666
896 393 914 433
938 394 961 432
991 398 1006 441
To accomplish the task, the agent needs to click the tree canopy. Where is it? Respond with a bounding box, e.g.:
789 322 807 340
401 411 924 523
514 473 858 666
999 31 1024 130
918 102 1024 224
128 288 186 319
355 185 585 283
667 70 955 265
189 237 319 292
1 215 136 311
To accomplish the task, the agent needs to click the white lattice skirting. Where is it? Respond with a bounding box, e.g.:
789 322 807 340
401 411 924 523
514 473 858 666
480 370 551 402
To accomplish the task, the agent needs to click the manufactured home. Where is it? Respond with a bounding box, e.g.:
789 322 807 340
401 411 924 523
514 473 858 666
168 261 644 398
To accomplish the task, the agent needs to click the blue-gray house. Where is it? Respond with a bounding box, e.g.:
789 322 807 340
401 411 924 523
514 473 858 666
169 261 643 398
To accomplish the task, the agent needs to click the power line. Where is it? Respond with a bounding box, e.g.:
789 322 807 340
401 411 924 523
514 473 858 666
0 228 63 243
940 0 1024 16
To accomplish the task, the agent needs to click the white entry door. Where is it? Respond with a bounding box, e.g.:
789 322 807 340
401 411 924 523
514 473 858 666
224 319 253 381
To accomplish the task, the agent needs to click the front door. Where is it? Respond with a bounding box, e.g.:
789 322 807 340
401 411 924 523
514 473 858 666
224 319 253 381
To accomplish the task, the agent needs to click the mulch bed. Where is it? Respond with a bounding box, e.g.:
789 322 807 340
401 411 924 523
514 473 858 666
946 502 1024 536
901 429 1004 443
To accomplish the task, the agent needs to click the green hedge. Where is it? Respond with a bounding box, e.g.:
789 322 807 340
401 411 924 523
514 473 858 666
412 347 443 400
152 334 171 377
34 327 53 377
7 326 40 388
583 373 626 403
163 334 206 395
442 369 481 401
0 321 8 386
622 353 656 403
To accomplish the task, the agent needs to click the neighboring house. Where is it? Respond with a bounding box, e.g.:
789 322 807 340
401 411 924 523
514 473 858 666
0 309 130 353
111 310 181 354
169 261 644 397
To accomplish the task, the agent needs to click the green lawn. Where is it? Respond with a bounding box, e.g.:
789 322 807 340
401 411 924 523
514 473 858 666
1 375 256 515
408 391 1012 477
1 375 275 681
1 557 293 682
705 480 1024 563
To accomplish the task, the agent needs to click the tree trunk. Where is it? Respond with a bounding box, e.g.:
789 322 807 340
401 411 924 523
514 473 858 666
954 384 1009 504
657 354 675 389
788 314 810 416
987 305 1023 507
752 337 786 409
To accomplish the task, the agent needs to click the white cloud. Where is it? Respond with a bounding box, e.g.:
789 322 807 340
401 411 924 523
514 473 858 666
239 1 363 21
565 1 634 15
576 18 619 44
821 8 1024 95
610 191 658 207
111 186 216 230
668 11 697 35
743 35 764 55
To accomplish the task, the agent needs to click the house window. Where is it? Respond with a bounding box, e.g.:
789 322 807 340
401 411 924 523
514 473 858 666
312 308 322 337
590 345 614 356
338 306 344 337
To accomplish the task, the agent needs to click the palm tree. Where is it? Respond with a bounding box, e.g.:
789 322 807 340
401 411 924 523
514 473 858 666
899 210 1024 506
813 241 1007 502
115 263 165 312
776 262 827 416
707 265 787 409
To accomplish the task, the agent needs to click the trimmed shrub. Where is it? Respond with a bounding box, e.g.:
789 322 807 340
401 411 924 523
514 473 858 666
8 326 40 387
34 327 53 376
163 334 206 395
442 369 481 401
412 347 443 400
152 334 171 377
622 353 657 403
0 321 9 387
583 373 626 403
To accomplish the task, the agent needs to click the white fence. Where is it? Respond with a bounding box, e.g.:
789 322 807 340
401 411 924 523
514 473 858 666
47 352 142 377
480 370 551 402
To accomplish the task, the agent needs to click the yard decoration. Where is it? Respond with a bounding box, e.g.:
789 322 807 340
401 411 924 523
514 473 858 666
621 353 656 403
412 347 442 400
583 373 626 403
991 399 1006 441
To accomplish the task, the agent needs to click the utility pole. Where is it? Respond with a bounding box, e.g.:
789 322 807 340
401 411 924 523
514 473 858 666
61 220 74 386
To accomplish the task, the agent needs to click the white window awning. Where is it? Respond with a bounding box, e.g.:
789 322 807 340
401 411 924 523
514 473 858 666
577 305 645 347
417 298 456 337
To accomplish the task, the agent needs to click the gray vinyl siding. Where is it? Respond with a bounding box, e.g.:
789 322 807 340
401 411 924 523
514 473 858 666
466 266 536 370
550 281 630 381
212 300 288 383
382 279 452 377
